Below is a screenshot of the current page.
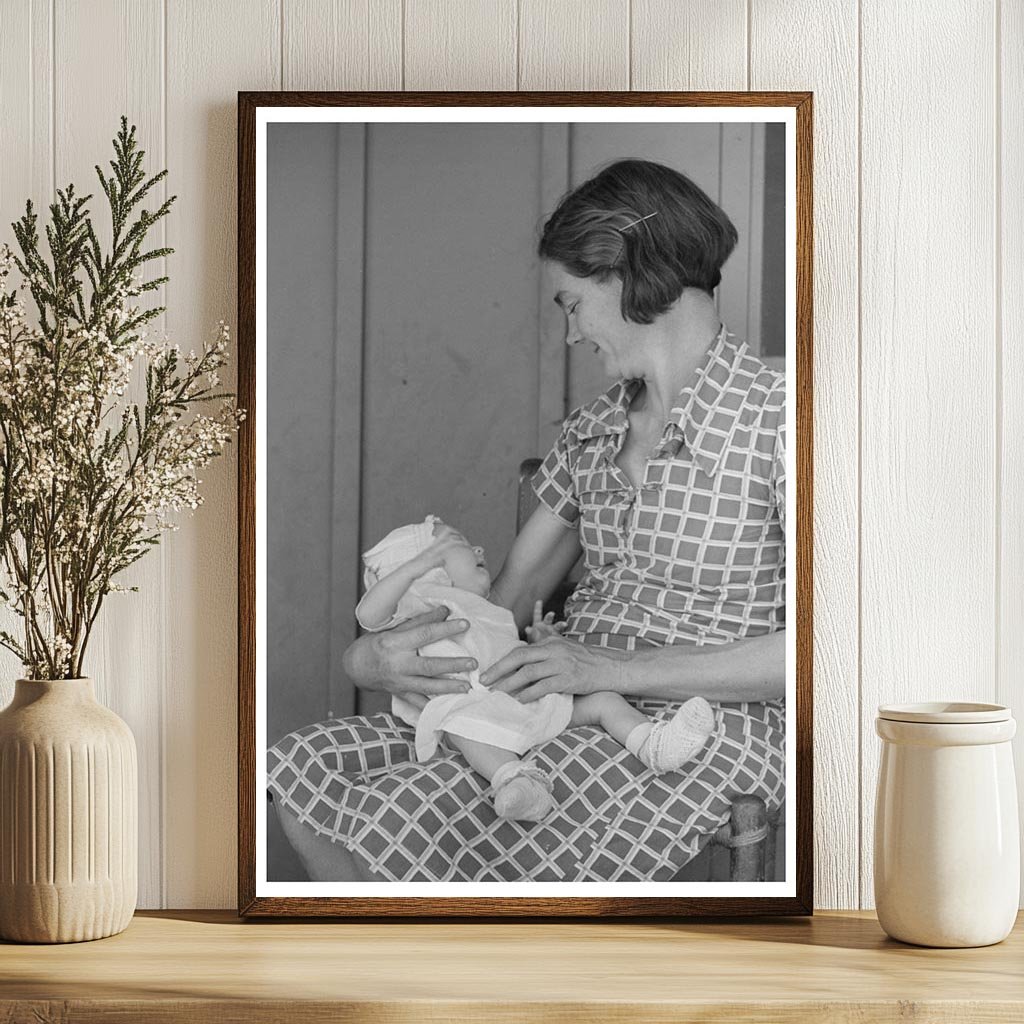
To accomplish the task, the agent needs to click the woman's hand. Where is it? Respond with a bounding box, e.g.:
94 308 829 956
480 635 626 703
341 606 476 697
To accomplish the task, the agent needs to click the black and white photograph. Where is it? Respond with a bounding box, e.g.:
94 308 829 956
242 96 811 916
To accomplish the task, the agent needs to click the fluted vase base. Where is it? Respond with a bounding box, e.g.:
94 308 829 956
0 678 138 944
0 880 134 943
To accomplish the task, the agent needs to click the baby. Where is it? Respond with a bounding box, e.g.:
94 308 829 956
356 515 715 823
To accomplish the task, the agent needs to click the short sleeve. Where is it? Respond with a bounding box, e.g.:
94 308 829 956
533 419 580 527
355 585 431 633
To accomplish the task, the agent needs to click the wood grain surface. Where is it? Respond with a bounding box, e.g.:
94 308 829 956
1 910 1023 1023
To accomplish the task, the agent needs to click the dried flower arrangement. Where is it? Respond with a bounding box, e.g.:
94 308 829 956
0 117 243 679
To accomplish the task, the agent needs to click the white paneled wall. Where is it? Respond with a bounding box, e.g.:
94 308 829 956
0 0 1018 910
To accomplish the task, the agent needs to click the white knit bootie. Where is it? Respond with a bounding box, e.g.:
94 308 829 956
624 697 716 773
491 760 555 823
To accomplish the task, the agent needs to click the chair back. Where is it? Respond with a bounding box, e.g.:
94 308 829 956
517 458 543 533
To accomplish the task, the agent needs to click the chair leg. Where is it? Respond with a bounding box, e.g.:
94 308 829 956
764 817 778 882
720 794 768 882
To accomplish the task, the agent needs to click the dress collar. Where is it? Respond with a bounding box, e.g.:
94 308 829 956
572 324 747 476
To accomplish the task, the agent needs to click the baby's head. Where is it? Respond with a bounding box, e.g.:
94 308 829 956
362 515 491 597
427 520 491 597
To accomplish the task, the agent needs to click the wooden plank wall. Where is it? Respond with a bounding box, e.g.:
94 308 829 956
0 0 1017 911
266 122 357 739
280 121 768 729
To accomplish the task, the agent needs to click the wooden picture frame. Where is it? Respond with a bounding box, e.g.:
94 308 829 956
238 91 813 917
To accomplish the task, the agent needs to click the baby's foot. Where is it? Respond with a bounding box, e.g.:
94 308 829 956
491 760 555 822
625 697 716 773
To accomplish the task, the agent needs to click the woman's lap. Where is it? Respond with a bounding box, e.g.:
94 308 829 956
267 698 785 882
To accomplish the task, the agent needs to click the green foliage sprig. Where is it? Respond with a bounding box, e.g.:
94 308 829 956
0 116 243 679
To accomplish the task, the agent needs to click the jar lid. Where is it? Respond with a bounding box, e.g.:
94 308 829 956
877 701 1011 724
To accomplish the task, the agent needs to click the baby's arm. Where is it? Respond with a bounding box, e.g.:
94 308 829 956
524 599 567 643
357 549 441 630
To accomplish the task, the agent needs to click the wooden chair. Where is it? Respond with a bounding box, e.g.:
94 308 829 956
517 458 780 882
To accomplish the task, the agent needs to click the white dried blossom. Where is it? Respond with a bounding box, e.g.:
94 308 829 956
0 242 244 679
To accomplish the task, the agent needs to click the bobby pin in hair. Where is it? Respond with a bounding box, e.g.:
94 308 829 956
610 211 659 267
619 211 659 231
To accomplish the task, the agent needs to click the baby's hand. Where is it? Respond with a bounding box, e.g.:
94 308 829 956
525 599 567 643
420 523 472 569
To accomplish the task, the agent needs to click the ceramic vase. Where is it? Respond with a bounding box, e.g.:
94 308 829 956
874 702 1019 948
0 678 137 943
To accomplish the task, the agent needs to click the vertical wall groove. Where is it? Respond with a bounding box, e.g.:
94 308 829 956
49 0 54 198
745 0 751 89
325 121 367 721
28 0 34 185
622 0 630 89
354 126 371 716
564 125 574 415
326 123 342 719
994 0 1003 707
516 0 521 88
159 0 169 912
998 0 1024 900
855 0 864 909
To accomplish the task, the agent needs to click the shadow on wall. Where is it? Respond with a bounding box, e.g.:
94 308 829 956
267 795 310 882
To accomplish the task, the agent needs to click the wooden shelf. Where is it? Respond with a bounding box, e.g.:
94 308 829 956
2 910 1022 1022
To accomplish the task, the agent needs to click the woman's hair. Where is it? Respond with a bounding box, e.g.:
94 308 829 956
537 158 738 324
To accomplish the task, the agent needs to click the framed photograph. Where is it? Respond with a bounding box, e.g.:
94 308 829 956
238 91 813 917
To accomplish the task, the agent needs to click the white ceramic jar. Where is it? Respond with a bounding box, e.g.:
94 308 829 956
874 702 1019 947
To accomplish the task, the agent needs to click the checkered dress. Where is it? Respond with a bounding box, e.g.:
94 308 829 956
268 326 787 882
533 325 786 650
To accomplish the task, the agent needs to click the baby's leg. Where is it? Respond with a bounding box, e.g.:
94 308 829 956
572 692 716 773
448 733 519 782
445 733 554 823
571 691 648 745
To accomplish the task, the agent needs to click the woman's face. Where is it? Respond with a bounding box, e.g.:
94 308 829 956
545 262 646 378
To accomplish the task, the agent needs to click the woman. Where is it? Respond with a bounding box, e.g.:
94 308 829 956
269 158 786 883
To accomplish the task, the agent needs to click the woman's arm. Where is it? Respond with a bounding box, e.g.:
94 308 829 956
488 504 582 630
480 629 786 703
622 630 785 701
